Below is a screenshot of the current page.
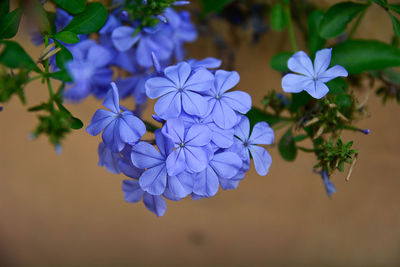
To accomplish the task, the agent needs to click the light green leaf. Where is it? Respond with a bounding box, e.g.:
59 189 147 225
63 2 107 34
54 0 86 15
319 2 368 39
54 31 80 44
331 40 400 74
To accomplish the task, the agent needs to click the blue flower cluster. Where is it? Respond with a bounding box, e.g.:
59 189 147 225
38 2 197 104
87 60 274 216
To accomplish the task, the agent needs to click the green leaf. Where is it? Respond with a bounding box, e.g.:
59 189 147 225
202 0 233 14
308 10 325 58
28 103 49 112
54 0 86 15
388 4 400 14
69 116 83 129
246 106 291 127
55 42 73 70
63 2 107 34
0 0 9 17
0 41 41 72
335 94 352 108
290 91 312 112
293 134 308 142
0 8 22 39
390 13 400 37
327 78 348 95
371 0 387 6
30 1 52 35
270 51 293 72
278 127 297 161
331 40 400 74
50 69 72 82
270 3 287 31
54 31 80 44
319 2 368 39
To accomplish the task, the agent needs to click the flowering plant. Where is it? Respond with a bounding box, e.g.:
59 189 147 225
0 0 399 216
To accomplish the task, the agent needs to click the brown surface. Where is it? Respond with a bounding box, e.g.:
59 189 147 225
1 2 400 266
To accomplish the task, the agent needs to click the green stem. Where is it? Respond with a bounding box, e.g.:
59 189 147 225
283 1 298 52
348 8 367 39
298 146 315 153
44 35 54 109
144 120 160 133
27 74 42 83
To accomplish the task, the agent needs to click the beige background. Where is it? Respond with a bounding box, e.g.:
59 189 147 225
1 1 400 266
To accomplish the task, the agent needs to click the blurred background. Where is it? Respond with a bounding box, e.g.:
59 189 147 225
1 0 400 266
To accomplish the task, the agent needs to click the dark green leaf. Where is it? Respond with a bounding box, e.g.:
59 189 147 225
69 116 83 129
335 94 352 108
293 134 308 142
30 1 52 35
63 2 107 34
54 0 86 15
290 91 312 112
55 42 73 70
50 69 72 82
319 2 368 39
327 78 348 95
54 31 80 44
278 127 297 161
331 40 400 74
270 3 287 31
246 107 290 127
388 4 400 14
28 103 49 112
0 8 22 39
202 0 233 14
0 0 9 17
390 13 400 37
371 0 387 7
270 51 293 72
308 10 325 58
0 41 41 72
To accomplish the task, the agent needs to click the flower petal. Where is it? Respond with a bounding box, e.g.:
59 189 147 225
313 48 332 76
139 164 167 195
86 109 115 136
122 179 144 203
111 26 140 52
143 193 167 217
219 178 240 190
288 51 314 77
181 91 208 117
118 157 143 179
281 73 312 93
184 146 209 173
185 124 211 146
103 82 120 113
234 115 250 141
164 62 191 88
167 171 193 198
208 123 234 148
210 152 242 179
155 129 174 158
211 100 237 129
119 112 146 143
98 142 120 174
318 65 348 83
166 148 186 176
145 77 177 99
249 121 274 145
162 118 185 144
193 167 219 197
131 141 164 169
87 44 112 68
304 80 329 99
102 119 125 152
183 68 214 92
154 91 182 120
214 70 240 94
249 145 272 176
221 91 251 114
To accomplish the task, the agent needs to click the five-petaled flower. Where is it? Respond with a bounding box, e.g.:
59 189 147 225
281 48 348 99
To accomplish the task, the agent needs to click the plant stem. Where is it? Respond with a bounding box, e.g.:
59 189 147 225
283 1 298 52
44 35 54 109
144 120 159 133
27 75 42 83
298 146 315 153
348 8 367 39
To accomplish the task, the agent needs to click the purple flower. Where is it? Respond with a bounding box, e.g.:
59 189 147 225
205 70 252 129
321 170 336 197
98 142 121 174
187 57 222 70
193 152 242 197
234 116 274 176
65 41 113 101
122 179 167 217
145 62 214 119
282 48 348 99
162 118 212 176
131 130 194 198
86 82 146 152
